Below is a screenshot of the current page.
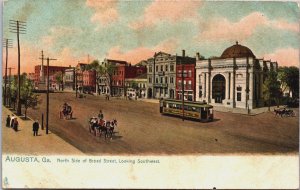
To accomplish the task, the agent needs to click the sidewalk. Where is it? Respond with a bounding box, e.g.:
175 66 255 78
2 106 84 155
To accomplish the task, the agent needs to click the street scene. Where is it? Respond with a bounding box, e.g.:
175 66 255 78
2 1 299 155
22 92 297 155
2 1 300 189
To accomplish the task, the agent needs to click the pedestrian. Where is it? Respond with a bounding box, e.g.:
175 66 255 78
10 114 15 128
98 110 104 120
32 120 39 136
6 115 11 127
13 118 19 132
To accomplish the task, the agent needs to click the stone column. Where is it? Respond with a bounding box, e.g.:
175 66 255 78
225 72 229 100
208 72 211 103
259 72 263 99
249 71 254 109
204 73 207 99
231 71 235 108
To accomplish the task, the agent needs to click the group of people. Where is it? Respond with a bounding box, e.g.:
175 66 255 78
60 102 73 119
89 110 117 138
6 114 40 136
6 114 18 132
90 110 105 128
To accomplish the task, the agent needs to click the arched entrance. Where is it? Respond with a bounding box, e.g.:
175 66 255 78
212 74 226 103
147 88 152 98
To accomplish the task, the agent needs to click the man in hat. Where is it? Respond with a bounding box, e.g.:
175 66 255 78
32 120 40 136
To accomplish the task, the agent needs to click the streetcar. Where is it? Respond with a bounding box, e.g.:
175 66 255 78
159 99 214 122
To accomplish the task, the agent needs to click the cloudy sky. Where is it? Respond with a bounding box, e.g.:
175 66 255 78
3 0 299 74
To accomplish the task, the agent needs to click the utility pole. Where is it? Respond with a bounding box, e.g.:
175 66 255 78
7 67 15 107
9 20 26 115
75 68 78 98
39 56 57 134
181 50 186 121
2 38 13 106
40 50 45 82
181 61 185 121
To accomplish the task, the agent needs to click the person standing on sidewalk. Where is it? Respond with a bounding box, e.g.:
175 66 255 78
10 114 15 128
32 120 40 136
13 118 19 132
6 115 11 127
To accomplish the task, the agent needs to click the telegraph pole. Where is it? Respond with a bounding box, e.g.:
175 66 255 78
181 61 185 121
2 38 13 105
75 68 78 98
40 50 45 82
7 67 15 107
39 56 57 134
181 50 186 121
9 20 26 115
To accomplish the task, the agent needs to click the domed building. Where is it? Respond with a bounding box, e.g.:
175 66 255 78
195 42 278 112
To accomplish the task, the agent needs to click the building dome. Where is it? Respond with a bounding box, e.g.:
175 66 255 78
221 41 256 58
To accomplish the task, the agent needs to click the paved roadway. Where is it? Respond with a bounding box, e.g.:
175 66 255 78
26 92 299 155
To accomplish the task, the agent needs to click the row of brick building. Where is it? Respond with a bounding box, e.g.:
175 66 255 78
33 60 148 96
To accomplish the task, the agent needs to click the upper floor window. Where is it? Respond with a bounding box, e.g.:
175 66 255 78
149 66 152 73
188 70 192 77
170 65 174 72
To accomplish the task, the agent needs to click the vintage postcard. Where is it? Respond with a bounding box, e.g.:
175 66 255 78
1 0 299 189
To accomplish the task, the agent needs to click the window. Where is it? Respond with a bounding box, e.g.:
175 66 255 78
170 65 174 72
177 70 181 77
160 77 163 83
178 80 182 87
156 66 158 72
237 92 241 101
237 87 242 91
165 65 168 71
155 78 158 83
149 66 152 73
187 80 192 90
170 77 174 84
188 70 192 77
165 88 168 94
149 77 152 83
199 85 202 98
165 77 168 84
160 65 163 72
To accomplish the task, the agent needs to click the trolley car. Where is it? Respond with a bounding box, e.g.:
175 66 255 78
159 99 214 122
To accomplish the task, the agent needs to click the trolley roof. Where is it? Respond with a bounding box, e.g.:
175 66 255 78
161 99 213 108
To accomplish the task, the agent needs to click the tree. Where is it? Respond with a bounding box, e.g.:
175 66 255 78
55 71 63 91
86 60 117 96
262 71 282 110
130 81 139 90
9 76 18 110
20 78 38 119
278 66 299 98
9 74 39 118
86 60 100 94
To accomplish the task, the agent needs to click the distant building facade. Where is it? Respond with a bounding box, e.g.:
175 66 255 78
146 51 196 99
99 59 147 96
75 63 96 93
195 42 278 110
34 65 69 88
125 73 148 98
63 68 75 91
176 60 196 101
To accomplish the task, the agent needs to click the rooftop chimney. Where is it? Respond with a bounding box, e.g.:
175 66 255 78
196 52 200 60
182 49 185 57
